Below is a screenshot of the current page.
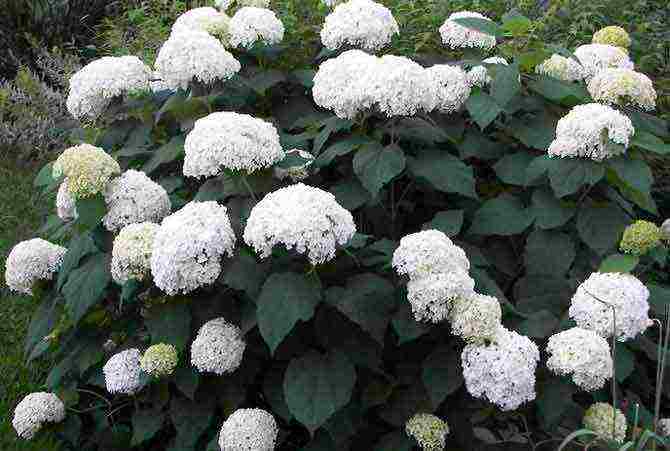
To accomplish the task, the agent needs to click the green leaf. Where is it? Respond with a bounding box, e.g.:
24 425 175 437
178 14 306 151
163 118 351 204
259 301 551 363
244 69 286 95
62 253 111 323
57 233 99 290
490 63 521 107
24 294 59 360
607 157 653 195
284 351 356 434
263 365 293 422
408 149 477 198
142 135 185 175
530 188 576 229
257 272 322 353
422 344 463 409
353 143 406 197
494 152 535 186
524 229 576 276
615 344 635 382
325 273 395 344
313 117 352 155
144 302 191 352
546 158 605 198
509 113 556 150
537 378 579 429
392 302 431 344
517 310 559 338
329 178 371 210
501 11 532 35
458 129 506 160
173 365 200 400
75 194 106 231
34 162 55 187
599 254 639 273
168 396 214 451
291 69 315 88
131 409 165 447
393 117 449 145
647 283 670 316
627 110 669 139
528 76 589 105
374 431 414 451
469 194 533 235
514 275 572 315
631 131 670 154
422 210 464 237
314 136 372 168
466 91 502 129
223 253 269 298
577 202 629 255
452 17 503 37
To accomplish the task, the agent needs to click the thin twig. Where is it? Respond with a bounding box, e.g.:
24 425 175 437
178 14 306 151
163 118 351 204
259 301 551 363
240 175 258 202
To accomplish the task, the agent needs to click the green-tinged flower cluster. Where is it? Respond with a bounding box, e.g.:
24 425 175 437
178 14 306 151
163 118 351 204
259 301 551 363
140 343 179 377
583 402 627 443
238 0 270 7
405 413 449 451
592 26 631 51
52 143 120 199
620 220 661 255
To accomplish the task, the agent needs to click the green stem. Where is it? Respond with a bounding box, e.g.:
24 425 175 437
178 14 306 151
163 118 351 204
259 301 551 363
241 174 259 202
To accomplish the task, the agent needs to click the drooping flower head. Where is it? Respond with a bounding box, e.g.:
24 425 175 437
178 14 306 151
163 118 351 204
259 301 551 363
569 272 651 341
620 220 662 256
140 343 179 377
427 64 471 113
243 183 356 265
103 348 143 395
56 181 77 221
52 144 121 199
320 0 399 52
155 30 241 90
229 7 284 49
5 238 67 295
406 271 476 323
467 56 508 88
546 327 613 391
405 413 449 451
547 103 634 160
461 326 540 411
588 68 657 110
592 26 631 50
183 112 284 178
583 402 627 442
102 170 171 232
66 56 152 121
151 201 236 295
218 408 278 451
373 55 438 117
111 222 159 284
191 318 246 374
392 230 470 279
535 54 586 82
439 11 497 51
273 148 314 182
449 293 501 342
172 7 232 46
574 44 633 80
12 392 65 440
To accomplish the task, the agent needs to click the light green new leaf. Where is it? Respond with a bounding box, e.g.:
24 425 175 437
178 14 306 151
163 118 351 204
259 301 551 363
599 254 639 273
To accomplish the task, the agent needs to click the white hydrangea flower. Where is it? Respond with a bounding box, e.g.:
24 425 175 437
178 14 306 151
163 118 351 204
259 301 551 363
229 7 284 49
587 68 657 110
103 348 143 395
191 318 246 374
322 0 342 6
172 7 231 46
569 272 652 341
52 144 121 199
320 0 399 52
273 148 314 181
56 180 77 221
66 56 152 121
140 343 179 377
547 103 634 160
661 218 670 241
407 271 476 323
583 402 627 442
155 30 241 90
312 49 378 119
12 392 65 440
574 44 633 80
111 222 159 284
658 418 670 437
392 230 470 279
461 326 539 411
5 238 67 295
426 64 471 113
439 11 497 51
373 55 438 117
449 293 501 342
535 54 586 82
243 183 356 265
239 0 270 6
151 201 236 295
218 408 278 451
215 0 234 11
102 170 171 232
466 56 508 88
405 413 449 451
183 112 284 178
546 327 613 391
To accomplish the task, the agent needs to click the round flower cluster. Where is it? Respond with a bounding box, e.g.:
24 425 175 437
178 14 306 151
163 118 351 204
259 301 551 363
659 418 670 437
56 181 77 221
569 272 651 341
102 170 171 232
461 326 540 411
439 11 497 51
392 230 470 279
405 413 449 451
375 55 439 116
407 271 476 323
574 44 633 80
151 201 236 295
191 318 246 374
66 56 152 121
52 144 121 199
218 408 278 451
229 7 284 49
547 103 634 160
546 327 613 391
155 30 241 90
449 293 502 343
103 348 143 395
183 112 284 177
172 7 231 46
5 238 67 295
140 343 179 377
111 222 159 284
320 0 399 52
426 65 471 113
620 220 662 256
273 148 314 181
592 26 631 50
535 54 586 82
583 402 627 443
12 392 65 440
587 68 657 110
243 183 356 265
467 57 508 88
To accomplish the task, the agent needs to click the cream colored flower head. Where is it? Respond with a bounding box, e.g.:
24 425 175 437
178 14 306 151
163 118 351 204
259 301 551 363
52 144 120 199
